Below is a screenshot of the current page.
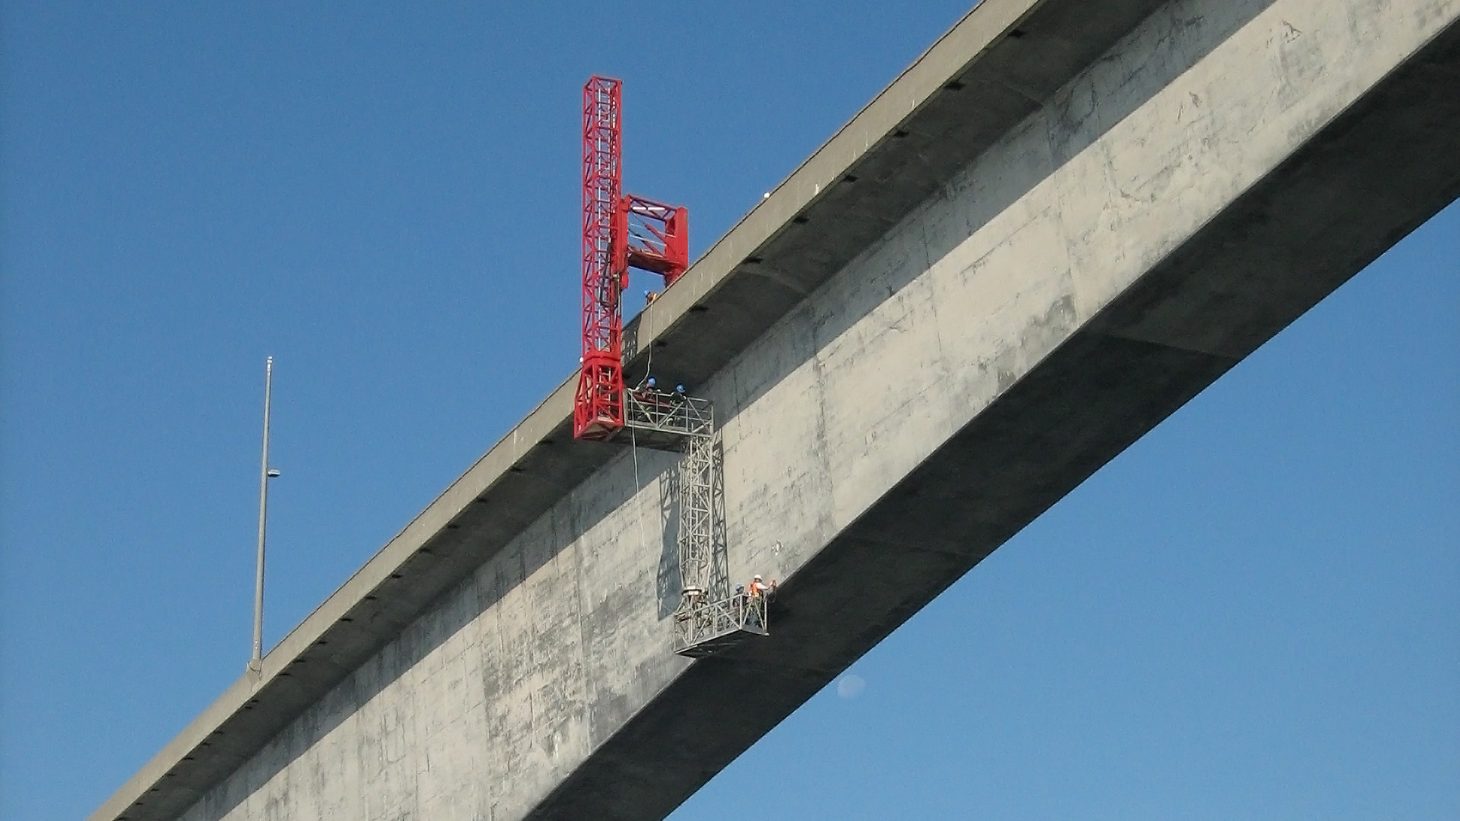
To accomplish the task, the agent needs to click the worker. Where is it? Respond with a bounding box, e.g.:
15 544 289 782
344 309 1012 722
645 290 659 305
748 575 776 600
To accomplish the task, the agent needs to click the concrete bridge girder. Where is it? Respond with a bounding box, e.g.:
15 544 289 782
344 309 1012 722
97 0 1460 818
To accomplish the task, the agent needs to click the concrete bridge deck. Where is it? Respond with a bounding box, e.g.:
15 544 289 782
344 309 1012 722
97 0 1460 818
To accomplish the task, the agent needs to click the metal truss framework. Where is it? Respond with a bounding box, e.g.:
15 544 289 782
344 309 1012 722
572 75 761 657
576 76 625 441
675 415 716 599
659 403 768 657
574 75 690 442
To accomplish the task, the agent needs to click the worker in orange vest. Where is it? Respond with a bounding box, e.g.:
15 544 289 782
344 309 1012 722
748 575 776 600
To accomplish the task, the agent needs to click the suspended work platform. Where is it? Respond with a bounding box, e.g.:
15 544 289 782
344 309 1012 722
674 592 768 658
622 387 713 450
628 384 774 658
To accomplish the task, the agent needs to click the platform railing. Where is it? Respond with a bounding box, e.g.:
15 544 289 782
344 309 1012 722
674 592 769 657
624 388 713 438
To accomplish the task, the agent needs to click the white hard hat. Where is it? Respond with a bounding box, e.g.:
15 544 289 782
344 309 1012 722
753 575 763 581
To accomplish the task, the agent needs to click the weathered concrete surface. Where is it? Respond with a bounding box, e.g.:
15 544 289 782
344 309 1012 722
97 0 1460 818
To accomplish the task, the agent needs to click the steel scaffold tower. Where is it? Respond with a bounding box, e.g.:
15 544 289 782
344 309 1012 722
676 420 716 599
670 419 768 657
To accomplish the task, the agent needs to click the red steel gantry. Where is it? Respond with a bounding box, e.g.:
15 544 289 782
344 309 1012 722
575 76 689 441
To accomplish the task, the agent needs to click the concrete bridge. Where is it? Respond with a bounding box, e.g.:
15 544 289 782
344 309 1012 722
96 0 1460 817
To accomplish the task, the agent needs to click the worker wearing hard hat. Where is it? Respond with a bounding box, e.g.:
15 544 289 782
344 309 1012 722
748 575 776 600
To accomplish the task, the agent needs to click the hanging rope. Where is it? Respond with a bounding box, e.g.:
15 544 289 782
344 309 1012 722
630 427 652 564
624 295 654 569
631 305 654 577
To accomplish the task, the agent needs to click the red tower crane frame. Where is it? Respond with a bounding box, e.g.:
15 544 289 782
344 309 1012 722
574 76 690 441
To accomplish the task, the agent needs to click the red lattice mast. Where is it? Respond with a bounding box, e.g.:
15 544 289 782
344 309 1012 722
576 76 625 440
575 76 689 441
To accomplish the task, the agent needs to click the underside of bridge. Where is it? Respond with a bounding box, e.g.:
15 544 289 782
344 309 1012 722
98 0 1460 818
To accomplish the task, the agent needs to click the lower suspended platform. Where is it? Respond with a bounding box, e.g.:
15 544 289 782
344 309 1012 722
674 594 769 658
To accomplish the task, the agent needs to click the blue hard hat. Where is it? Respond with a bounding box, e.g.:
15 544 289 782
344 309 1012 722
675 384 686 393
646 377 657 388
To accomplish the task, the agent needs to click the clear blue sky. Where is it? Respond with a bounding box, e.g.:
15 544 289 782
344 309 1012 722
1 3 1455 819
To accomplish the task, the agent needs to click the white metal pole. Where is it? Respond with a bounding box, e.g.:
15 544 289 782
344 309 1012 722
250 356 273 669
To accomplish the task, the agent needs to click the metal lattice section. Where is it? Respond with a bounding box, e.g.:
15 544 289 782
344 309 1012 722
624 395 769 658
574 77 626 440
675 419 716 599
